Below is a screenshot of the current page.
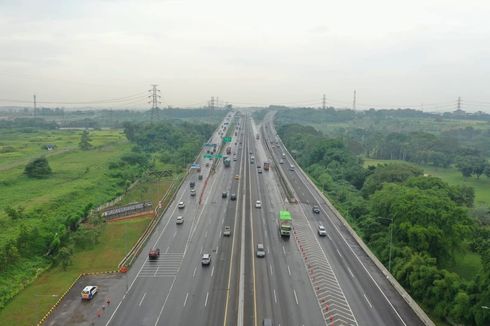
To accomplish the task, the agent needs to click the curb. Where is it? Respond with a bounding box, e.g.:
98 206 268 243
269 115 435 326
37 270 120 325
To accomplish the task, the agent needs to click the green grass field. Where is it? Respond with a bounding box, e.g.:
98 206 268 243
0 217 151 326
363 158 490 206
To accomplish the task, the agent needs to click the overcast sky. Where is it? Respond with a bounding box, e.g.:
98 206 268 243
1 0 489 111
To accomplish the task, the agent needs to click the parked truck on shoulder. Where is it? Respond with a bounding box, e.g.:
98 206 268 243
279 210 292 237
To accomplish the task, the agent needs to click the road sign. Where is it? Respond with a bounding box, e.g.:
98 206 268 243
204 154 212 159
223 137 232 143
204 153 223 159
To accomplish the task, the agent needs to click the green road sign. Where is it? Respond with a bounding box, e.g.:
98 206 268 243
204 153 223 159
215 154 223 158
204 154 212 159
223 137 232 143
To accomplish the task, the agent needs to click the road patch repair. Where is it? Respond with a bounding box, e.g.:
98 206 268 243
43 273 124 326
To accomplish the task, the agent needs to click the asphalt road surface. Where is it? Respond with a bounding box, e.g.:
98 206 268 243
48 111 428 326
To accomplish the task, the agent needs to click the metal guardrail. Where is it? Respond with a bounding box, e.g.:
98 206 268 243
267 116 435 326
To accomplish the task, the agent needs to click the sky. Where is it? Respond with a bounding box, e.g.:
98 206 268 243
1 0 490 111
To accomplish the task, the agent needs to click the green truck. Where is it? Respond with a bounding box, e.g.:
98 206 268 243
279 210 292 237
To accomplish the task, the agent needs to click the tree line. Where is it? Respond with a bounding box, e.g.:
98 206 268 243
277 123 490 325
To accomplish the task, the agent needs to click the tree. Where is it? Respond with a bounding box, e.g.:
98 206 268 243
79 130 93 150
24 157 52 178
57 246 72 271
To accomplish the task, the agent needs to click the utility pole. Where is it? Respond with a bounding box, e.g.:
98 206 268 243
352 90 357 110
148 84 161 121
457 96 462 110
322 94 326 110
33 94 37 117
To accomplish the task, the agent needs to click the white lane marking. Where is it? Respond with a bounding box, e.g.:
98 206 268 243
347 267 355 278
282 245 286 255
138 292 147 306
172 231 177 239
184 292 189 307
283 134 406 326
165 246 170 253
211 266 215 277
273 289 277 303
269 263 273 276
205 292 209 307
216 245 219 255
293 289 299 305
287 265 291 276
364 293 373 308
337 248 343 258
154 276 177 326
204 231 208 238
193 267 197 278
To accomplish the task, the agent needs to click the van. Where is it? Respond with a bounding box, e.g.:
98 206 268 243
81 285 98 300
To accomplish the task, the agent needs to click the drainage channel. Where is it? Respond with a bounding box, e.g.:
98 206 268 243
293 215 358 326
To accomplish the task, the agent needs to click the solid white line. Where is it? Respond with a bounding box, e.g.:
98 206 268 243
193 267 197 278
273 289 277 303
138 292 147 306
364 293 373 308
184 292 189 307
287 265 291 276
154 276 177 326
293 289 299 305
205 292 209 307
286 136 407 326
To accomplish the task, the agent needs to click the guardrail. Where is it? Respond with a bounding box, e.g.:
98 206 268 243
267 115 435 326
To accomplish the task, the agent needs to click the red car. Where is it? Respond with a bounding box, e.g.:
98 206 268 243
149 248 160 260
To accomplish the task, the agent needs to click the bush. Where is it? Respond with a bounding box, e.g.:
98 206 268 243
24 157 52 178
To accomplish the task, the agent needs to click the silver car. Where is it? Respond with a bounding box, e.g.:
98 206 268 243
318 225 327 236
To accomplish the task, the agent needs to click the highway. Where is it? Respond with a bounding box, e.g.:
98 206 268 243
99 111 429 326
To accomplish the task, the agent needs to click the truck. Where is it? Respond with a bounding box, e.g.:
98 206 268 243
226 146 231 155
223 156 231 167
279 210 292 237
263 161 270 171
256 133 260 140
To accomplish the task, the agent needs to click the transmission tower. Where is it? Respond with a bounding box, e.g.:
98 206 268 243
209 96 215 109
148 84 162 120
322 94 326 110
352 90 357 110
33 94 37 116
457 96 462 110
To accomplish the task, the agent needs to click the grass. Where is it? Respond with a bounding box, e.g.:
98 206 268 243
363 158 490 206
0 217 151 326
363 157 486 280
119 178 175 207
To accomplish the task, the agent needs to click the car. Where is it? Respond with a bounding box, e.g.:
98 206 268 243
233 156 237 161
176 216 184 224
201 253 211 265
255 200 262 208
223 226 231 236
282 153 286 158
258 168 262 174
234 175 240 180
256 243 265 257
257 165 261 169
249 151 253 155
312 205 320 214
318 225 327 236
222 191 228 198
289 164 295 171
230 193 237 201
81 285 98 300
279 159 284 164
149 248 160 259
178 201 185 209
190 189 196 196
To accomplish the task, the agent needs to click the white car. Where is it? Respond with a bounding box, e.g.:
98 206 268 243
176 216 184 224
255 200 262 208
178 201 185 209
318 225 327 236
